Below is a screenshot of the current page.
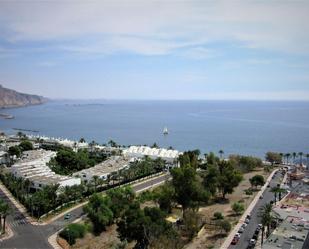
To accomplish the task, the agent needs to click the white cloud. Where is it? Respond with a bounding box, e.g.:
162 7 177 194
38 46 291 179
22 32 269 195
0 1 309 56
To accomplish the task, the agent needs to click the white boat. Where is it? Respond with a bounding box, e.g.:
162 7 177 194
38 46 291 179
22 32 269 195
163 127 169 135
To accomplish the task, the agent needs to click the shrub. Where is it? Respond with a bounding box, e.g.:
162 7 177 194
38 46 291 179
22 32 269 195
216 219 231 234
232 202 245 215
244 189 253 195
19 140 34 151
59 223 86 245
213 212 224 220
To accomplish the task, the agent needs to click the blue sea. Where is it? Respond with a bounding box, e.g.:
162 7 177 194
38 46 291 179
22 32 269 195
0 100 309 158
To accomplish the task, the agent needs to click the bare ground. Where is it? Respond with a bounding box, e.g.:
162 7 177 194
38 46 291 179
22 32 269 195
184 168 270 249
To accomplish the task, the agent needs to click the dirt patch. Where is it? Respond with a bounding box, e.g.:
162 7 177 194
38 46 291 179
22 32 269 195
72 224 121 249
57 236 70 249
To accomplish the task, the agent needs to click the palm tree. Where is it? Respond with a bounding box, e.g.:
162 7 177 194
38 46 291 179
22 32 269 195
0 199 4 231
292 152 297 164
0 200 12 233
285 153 291 165
271 186 286 204
93 175 99 192
277 187 286 201
271 187 279 204
218 150 224 160
298 152 303 165
89 140 97 152
259 203 275 244
79 137 86 143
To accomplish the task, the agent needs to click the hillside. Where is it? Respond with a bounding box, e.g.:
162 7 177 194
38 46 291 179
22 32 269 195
0 84 46 108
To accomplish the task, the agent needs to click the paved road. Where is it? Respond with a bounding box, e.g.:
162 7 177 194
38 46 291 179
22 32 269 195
228 171 284 249
0 174 169 249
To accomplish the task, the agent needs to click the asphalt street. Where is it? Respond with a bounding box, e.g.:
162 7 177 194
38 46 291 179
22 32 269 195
228 170 285 249
0 174 169 249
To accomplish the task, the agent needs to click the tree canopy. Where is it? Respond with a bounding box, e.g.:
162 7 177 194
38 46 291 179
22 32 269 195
266 152 282 165
171 165 209 211
249 175 265 188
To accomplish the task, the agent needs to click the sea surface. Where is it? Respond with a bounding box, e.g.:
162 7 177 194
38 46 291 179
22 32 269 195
0 100 309 158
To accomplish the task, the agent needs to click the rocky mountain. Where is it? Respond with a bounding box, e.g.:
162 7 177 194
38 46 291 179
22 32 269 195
0 85 47 108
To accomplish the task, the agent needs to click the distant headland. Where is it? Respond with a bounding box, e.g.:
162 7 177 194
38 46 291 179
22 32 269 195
0 84 47 109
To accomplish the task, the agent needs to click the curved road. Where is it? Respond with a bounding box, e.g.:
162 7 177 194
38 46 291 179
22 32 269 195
0 174 169 249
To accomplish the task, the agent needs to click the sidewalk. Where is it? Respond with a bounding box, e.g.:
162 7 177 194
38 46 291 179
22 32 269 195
220 169 278 249
0 225 14 243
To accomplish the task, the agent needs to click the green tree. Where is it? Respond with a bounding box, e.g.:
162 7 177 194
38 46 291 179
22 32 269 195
259 203 279 243
59 223 87 245
202 164 219 197
271 186 286 204
213 212 224 220
106 187 135 219
171 165 209 212
118 205 176 249
83 194 113 234
292 152 297 164
16 131 26 138
79 137 86 143
216 219 231 234
285 153 291 164
0 200 12 233
249 175 265 189
217 161 243 199
178 150 200 169
299 152 303 165
266 152 282 165
108 139 118 147
8 146 21 158
19 140 34 151
156 183 175 213
218 150 224 159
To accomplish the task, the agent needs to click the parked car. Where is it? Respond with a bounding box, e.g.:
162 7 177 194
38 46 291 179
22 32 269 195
234 233 241 238
241 223 248 228
238 227 245 233
252 233 258 240
259 194 263 199
249 239 256 246
245 218 250 224
258 224 263 229
64 213 71 220
231 236 240 245
246 214 252 220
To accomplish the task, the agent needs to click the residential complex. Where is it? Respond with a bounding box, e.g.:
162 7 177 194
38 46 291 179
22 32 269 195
11 149 81 190
73 156 131 183
123 145 181 163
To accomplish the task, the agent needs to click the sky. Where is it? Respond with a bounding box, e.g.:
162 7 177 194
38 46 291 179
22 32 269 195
0 1 309 100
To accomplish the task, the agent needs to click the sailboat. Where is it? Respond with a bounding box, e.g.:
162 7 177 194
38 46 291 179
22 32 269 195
163 127 169 135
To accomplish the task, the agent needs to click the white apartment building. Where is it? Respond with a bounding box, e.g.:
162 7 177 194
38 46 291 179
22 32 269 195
11 149 81 190
123 146 181 163
73 156 131 183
